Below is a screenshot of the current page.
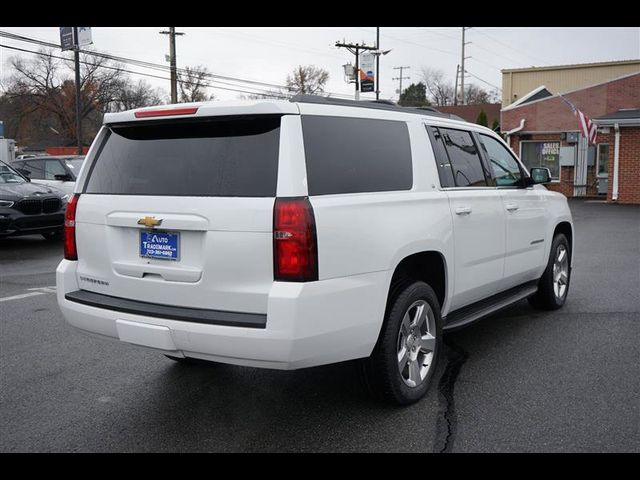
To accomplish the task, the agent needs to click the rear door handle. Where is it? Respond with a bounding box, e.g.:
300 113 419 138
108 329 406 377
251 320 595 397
455 206 472 215
506 203 519 212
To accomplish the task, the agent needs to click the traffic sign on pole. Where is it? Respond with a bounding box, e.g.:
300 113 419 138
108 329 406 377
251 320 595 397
59 27 74 51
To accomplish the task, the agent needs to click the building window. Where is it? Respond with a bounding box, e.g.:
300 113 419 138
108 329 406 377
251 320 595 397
520 141 560 181
597 144 609 178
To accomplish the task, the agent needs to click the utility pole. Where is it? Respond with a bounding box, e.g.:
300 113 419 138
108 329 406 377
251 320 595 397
454 64 460 106
335 40 378 100
160 27 185 104
375 27 380 100
72 27 82 155
460 27 471 105
392 66 410 103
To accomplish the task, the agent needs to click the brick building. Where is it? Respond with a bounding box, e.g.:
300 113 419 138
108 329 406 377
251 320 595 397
502 59 640 107
436 103 502 130
501 72 640 204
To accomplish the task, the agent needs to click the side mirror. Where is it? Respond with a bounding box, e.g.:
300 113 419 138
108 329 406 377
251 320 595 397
54 174 73 182
530 167 552 184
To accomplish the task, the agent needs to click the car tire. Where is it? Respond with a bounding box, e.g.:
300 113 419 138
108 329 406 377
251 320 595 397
42 230 63 241
361 280 442 405
528 233 571 310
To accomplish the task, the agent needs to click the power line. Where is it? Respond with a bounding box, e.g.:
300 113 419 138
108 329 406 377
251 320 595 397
464 70 502 92
355 27 458 57
473 28 551 67
335 40 378 100
216 27 346 61
0 30 356 100
0 44 291 99
0 30 290 92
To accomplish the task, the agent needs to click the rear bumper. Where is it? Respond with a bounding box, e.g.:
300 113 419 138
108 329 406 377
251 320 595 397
56 260 389 369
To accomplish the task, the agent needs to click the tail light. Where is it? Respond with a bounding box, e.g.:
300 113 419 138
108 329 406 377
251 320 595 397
64 194 80 260
273 197 318 282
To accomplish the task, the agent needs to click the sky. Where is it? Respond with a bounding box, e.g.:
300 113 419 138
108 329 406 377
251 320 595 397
0 27 639 103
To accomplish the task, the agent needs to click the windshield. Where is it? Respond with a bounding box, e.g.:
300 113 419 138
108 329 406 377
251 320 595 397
84 117 281 197
0 161 27 184
64 158 85 178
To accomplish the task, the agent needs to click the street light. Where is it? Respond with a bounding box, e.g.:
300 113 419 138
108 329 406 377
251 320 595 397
370 49 392 100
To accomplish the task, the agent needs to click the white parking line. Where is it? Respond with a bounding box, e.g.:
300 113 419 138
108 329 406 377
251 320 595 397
28 286 57 293
0 286 57 303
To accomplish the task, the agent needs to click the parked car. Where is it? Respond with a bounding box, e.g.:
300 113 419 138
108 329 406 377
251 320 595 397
12 155 85 196
56 96 574 405
0 160 68 240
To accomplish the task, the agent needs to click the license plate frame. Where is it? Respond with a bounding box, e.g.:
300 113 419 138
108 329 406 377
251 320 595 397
139 230 180 261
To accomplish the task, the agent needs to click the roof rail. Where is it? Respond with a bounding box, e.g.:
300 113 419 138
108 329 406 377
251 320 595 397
289 94 463 120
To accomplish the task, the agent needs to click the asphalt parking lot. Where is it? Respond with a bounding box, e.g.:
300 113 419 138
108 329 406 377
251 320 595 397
1 200 638 452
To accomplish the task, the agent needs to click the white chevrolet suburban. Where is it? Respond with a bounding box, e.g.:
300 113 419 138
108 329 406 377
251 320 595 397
56 95 574 405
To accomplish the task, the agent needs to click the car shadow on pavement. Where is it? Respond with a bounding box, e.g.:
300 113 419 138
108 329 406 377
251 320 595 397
0 234 62 256
86 300 550 452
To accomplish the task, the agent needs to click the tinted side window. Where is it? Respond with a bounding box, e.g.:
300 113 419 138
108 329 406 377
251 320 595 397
84 116 281 197
302 115 412 195
439 128 488 187
426 126 455 188
24 160 46 179
45 159 67 180
478 134 523 187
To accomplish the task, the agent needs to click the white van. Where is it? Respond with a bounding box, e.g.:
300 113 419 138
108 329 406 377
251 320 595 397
56 96 574 404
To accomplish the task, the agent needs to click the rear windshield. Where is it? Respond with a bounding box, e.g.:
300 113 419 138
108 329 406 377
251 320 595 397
84 116 281 197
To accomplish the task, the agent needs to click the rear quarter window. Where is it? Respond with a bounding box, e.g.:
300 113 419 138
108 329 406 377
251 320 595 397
301 115 413 195
84 116 281 197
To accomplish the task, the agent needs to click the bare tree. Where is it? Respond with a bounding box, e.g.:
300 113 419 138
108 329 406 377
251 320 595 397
178 65 214 103
285 65 329 95
421 67 456 106
109 79 166 112
464 84 500 104
239 89 289 100
5 48 125 145
421 67 497 106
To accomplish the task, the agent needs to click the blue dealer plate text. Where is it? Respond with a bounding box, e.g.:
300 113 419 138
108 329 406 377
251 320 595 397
140 231 179 261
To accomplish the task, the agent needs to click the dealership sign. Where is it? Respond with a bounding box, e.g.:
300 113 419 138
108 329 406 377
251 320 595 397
60 27 93 51
359 52 375 93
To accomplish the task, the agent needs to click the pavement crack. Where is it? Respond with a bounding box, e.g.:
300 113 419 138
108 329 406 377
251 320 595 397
433 336 469 453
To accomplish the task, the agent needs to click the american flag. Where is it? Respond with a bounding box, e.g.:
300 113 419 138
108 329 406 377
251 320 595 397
559 95 598 144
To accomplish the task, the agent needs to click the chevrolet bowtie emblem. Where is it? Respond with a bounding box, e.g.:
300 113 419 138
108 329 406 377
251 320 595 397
137 216 163 228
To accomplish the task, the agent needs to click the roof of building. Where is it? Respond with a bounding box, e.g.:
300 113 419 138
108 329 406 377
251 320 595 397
502 86 553 111
501 72 640 113
502 59 640 74
593 109 640 125
595 108 640 120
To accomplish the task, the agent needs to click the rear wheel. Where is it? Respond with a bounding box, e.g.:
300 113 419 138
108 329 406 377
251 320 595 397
528 233 571 310
361 281 442 405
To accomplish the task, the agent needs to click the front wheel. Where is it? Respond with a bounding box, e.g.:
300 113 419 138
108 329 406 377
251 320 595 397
528 233 571 310
361 281 442 405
